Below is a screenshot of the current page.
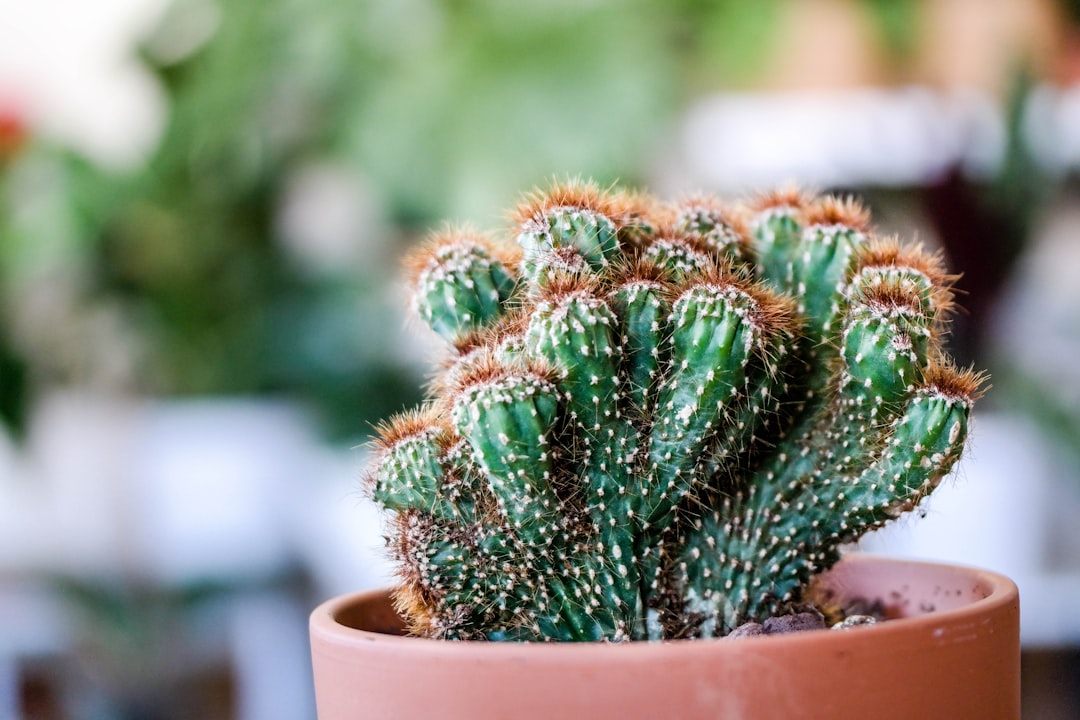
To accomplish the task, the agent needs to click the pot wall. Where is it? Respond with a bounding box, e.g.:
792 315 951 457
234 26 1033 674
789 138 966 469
310 555 1020 720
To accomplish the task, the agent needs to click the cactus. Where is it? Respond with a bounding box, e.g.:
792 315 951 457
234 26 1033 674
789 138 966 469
368 181 984 641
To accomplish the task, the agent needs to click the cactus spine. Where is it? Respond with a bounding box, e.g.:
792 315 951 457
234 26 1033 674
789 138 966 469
370 182 984 641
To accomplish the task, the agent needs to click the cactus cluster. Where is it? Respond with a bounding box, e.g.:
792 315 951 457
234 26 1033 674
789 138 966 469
366 182 983 642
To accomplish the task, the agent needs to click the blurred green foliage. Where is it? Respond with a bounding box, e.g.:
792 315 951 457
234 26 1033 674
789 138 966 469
864 0 921 64
0 0 930 440
0 0 778 440
342 0 675 222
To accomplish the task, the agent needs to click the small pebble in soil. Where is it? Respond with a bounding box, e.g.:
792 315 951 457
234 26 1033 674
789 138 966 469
831 614 878 631
725 622 766 639
763 611 827 634
725 610 826 639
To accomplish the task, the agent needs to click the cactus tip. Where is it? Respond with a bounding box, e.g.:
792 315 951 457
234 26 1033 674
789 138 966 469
510 178 618 228
922 361 990 403
804 195 871 232
747 185 816 214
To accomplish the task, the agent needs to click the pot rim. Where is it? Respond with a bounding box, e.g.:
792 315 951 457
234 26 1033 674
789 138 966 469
310 553 1019 657
308 557 1015 660
311 555 1021 719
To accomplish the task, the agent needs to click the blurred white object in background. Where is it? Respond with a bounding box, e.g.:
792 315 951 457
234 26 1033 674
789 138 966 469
126 398 311 585
276 161 392 278
7 392 327 585
0 424 33 569
664 87 1002 194
8 392 140 579
659 84 1080 196
993 197 1080 406
0 0 168 169
1025 83 1080 176
228 591 314 720
291 448 394 601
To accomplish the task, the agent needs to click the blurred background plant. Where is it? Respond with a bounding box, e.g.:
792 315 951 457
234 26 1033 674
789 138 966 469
3 0 1080 718
1 0 784 441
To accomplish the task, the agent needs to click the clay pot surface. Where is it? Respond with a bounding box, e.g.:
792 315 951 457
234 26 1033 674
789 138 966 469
310 554 1019 720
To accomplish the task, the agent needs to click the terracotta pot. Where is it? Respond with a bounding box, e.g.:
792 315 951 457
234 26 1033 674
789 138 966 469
309 554 1019 719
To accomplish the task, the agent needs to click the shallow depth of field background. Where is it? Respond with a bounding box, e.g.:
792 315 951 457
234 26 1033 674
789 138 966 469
2 0 1080 717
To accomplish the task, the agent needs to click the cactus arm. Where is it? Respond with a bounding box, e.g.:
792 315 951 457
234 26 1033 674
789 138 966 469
752 206 803 287
789 223 866 342
393 509 559 641
451 309 642 640
748 199 871 448
518 206 620 279
366 411 486 525
642 238 711 280
673 364 979 636
768 370 975 618
391 509 488 639
525 290 623 441
408 236 518 344
765 273 933 489
369 424 453 519
608 279 670 414
669 253 958 637
646 284 753 525
525 288 645 637
828 375 974 535
451 370 565 545
674 201 751 263
644 280 790 530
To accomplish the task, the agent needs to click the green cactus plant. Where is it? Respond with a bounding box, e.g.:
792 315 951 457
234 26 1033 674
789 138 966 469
367 181 984 642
